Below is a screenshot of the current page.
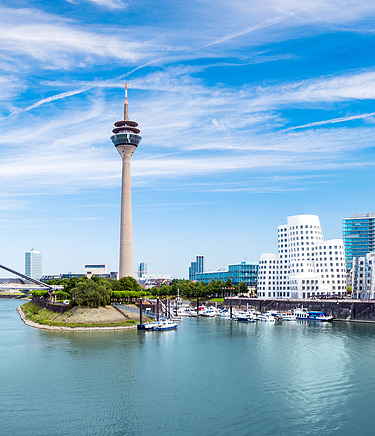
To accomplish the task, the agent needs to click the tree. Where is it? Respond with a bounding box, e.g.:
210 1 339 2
118 276 142 293
238 282 248 295
70 279 112 308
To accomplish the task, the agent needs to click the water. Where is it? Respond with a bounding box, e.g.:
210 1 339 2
1 299 375 436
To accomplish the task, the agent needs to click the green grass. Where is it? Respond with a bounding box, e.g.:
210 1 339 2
21 302 136 328
207 298 224 303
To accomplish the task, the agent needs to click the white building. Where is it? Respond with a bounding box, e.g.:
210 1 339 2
351 252 375 299
258 215 347 299
25 249 42 281
84 264 107 277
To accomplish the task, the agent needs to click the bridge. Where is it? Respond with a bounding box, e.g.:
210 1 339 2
0 264 61 295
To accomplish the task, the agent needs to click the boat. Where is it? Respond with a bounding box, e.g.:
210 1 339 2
137 321 160 330
306 311 334 322
236 312 256 323
199 306 217 317
293 308 333 322
280 312 297 321
258 311 279 322
176 307 197 317
153 319 178 330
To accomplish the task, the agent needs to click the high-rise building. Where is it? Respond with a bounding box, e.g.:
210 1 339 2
110 83 142 278
342 213 375 272
137 262 147 278
25 249 42 281
258 215 347 299
189 255 204 281
196 261 258 288
351 252 375 299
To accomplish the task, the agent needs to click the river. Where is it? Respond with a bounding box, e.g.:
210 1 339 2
1 299 375 435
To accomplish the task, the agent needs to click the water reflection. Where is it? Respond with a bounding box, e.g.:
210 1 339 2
2 300 375 435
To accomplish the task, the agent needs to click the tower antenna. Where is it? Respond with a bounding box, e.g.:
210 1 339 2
124 82 129 121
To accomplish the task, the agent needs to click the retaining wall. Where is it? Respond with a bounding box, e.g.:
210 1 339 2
224 298 375 322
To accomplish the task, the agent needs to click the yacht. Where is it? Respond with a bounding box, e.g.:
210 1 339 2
293 308 333 322
280 312 297 321
153 319 178 330
258 311 280 322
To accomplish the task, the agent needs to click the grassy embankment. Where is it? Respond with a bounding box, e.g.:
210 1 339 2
21 302 138 328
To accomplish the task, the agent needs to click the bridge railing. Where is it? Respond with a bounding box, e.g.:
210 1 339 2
112 303 158 319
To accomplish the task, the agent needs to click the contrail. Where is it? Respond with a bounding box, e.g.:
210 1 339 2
282 112 375 132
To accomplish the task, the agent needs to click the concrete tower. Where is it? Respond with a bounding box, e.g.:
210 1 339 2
111 84 142 278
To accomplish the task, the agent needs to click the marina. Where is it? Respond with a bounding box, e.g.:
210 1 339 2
2 298 375 435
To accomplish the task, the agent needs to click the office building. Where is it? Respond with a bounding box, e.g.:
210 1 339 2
111 83 142 278
196 261 258 288
258 215 346 299
343 213 375 272
351 252 375 299
189 255 204 281
25 249 42 281
137 262 147 278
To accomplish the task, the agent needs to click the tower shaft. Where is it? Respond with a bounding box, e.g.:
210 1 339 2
119 154 133 278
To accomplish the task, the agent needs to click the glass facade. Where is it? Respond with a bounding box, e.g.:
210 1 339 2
188 255 204 281
138 262 147 278
110 133 142 147
343 214 375 272
196 261 258 287
25 249 42 281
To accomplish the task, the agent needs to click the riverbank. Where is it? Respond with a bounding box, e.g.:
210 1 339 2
18 302 139 331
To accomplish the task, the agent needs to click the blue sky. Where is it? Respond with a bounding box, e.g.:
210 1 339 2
1 0 375 278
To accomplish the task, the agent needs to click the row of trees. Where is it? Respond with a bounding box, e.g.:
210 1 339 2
31 276 249 308
149 278 248 298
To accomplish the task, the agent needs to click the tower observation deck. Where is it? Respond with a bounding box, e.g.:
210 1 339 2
110 83 142 278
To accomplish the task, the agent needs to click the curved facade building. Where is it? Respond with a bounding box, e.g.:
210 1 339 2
258 214 346 299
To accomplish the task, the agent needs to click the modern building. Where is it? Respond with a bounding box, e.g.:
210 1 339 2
189 255 204 281
258 215 347 299
343 213 375 272
196 261 258 288
137 262 147 278
351 252 375 299
85 264 107 277
111 83 142 278
25 249 42 281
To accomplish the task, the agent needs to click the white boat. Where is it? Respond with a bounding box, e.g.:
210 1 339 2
280 312 297 321
258 311 281 322
199 306 218 317
153 319 178 330
236 312 256 323
217 308 230 318
176 307 197 317
293 308 333 322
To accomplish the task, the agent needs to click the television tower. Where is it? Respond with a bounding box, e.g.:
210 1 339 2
110 83 142 278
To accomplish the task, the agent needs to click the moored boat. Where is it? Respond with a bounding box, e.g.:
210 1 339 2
280 312 297 321
293 308 333 322
153 319 178 330
258 311 280 322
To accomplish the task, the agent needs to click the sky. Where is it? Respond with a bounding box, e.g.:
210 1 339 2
1 0 375 278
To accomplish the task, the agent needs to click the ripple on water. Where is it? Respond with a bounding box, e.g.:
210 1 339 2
3 302 375 436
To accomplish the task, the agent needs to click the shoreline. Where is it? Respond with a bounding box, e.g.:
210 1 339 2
17 306 137 331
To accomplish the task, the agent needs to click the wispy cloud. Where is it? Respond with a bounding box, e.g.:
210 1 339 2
205 12 300 47
70 0 127 9
282 112 375 131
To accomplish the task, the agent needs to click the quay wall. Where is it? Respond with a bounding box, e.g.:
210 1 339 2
224 298 375 323
31 297 69 314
